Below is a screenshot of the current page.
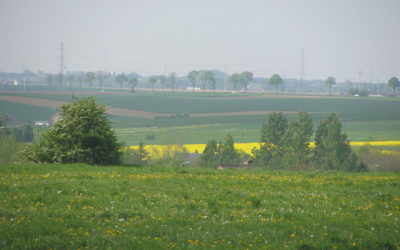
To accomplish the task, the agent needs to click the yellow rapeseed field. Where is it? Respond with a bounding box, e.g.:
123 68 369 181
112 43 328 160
129 141 400 157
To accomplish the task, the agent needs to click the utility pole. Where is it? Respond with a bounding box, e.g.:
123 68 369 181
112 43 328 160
59 42 65 92
358 70 362 90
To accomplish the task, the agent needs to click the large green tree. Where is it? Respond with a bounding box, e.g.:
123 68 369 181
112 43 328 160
128 75 138 92
116 73 128 89
269 74 283 94
28 97 122 165
198 70 214 93
187 70 198 92
388 77 399 94
229 73 242 90
325 76 336 95
240 71 253 92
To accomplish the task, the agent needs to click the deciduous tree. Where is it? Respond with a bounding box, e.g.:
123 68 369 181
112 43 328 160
187 70 198 92
198 70 214 93
269 74 283 94
388 77 399 94
128 75 138 92
27 97 122 165
229 73 242 90
325 76 336 95
116 73 128 89
240 71 253 92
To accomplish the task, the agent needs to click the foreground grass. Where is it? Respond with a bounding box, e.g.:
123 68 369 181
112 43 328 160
0 164 399 249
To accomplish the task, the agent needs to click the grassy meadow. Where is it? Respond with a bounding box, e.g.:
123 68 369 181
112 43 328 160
1 164 399 249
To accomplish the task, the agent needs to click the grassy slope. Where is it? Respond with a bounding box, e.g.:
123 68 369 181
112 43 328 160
0 164 399 249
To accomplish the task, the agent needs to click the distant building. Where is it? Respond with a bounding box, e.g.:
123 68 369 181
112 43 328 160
34 121 50 126
186 87 201 91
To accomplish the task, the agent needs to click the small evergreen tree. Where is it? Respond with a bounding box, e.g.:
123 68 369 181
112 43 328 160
314 113 366 171
200 135 241 167
200 140 219 166
282 111 313 167
253 112 288 167
218 134 240 165
27 97 122 165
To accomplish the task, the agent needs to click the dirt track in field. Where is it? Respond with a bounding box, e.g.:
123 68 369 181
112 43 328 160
0 95 320 118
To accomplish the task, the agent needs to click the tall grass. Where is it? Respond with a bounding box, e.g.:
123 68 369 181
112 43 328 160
1 164 399 249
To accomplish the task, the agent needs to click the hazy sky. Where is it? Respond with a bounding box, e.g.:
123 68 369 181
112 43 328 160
0 0 399 82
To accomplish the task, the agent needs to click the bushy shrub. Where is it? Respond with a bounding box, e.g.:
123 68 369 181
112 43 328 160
122 142 149 166
26 97 122 165
0 133 19 164
199 134 243 167
147 144 188 167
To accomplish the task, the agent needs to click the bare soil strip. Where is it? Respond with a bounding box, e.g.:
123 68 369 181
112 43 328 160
0 95 320 118
0 95 66 108
0 95 162 118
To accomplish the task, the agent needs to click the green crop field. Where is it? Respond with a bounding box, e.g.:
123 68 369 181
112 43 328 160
2 91 400 117
0 164 399 249
1 91 399 144
0 100 54 122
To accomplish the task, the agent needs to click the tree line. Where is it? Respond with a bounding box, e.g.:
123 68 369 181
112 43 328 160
2 69 399 96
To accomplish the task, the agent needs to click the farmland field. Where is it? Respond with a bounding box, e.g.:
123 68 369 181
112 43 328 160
0 164 399 249
1 90 399 144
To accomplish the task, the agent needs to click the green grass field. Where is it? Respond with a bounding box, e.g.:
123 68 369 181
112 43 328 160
0 164 399 249
1 91 399 144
